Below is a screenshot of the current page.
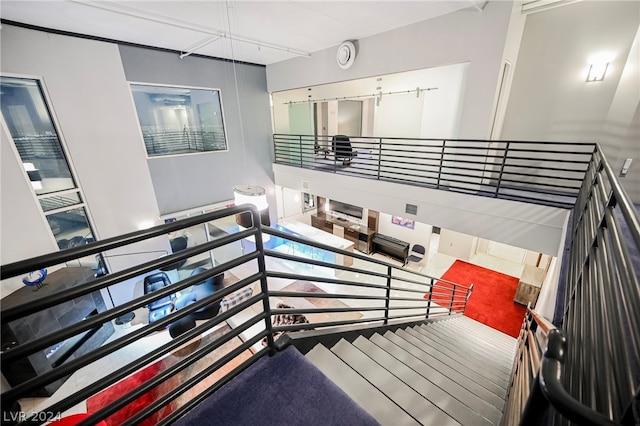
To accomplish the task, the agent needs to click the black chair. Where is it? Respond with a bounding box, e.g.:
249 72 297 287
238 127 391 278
407 244 426 266
168 267 225 337
160 235 189 271
331 135 357 165
143 272 175 323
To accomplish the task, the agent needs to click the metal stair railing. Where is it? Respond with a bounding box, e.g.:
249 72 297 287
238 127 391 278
1 138 637 425
550 144 640 425
0 204 469 425
0 205 274 425
502 142 640 426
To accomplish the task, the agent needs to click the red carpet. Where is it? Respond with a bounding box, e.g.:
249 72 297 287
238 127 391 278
86 325 252 425
427 260 525 337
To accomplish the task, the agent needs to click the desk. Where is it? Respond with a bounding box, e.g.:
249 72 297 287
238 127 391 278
311 213 375 254
1 267 115 396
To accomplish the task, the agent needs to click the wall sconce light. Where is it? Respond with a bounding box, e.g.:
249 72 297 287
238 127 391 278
587 62 608 82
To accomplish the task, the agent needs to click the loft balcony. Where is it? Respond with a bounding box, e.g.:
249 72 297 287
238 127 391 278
1 138 638 425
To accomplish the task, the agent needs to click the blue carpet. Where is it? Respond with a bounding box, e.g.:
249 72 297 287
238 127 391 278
174 346 379 426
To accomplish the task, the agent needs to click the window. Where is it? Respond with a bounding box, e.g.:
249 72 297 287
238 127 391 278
130 83 228 157
0 76 98 267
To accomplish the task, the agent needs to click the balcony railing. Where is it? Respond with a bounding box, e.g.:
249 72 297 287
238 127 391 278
1 137 638 425
273 134 596 209
500 143 639 425
142 129 227 156
0 205 469 425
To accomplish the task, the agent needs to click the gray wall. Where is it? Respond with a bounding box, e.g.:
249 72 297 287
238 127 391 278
119 46 274 215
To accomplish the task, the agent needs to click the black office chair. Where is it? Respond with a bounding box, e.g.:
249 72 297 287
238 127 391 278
143 272 176 323
168 267 225 337
331 135 357 165
407 244 426 266
160 235 189 271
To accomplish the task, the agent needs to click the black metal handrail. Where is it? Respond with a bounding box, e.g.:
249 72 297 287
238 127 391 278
3 136 636 425
504 307 620 426
273 134 595 209
502 307 548 425
0 204 273 425
555 144 640 425
0 203 469 424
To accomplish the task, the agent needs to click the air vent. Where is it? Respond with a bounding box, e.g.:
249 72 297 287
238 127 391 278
302 180 310 191
405 203 418 215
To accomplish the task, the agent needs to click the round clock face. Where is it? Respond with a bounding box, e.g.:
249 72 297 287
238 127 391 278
337 41 356 69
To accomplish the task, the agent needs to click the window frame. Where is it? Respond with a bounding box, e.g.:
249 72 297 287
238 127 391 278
0 73 99 254
128 81 230 159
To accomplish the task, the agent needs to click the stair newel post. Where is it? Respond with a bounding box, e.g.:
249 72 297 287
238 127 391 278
437 139 446 189
425 278 434 319
449 284 456 315
384 265 392 325
463 283 474 314
253 213 276 355
377 138 383 180
299 135 303 168
496 141 510 197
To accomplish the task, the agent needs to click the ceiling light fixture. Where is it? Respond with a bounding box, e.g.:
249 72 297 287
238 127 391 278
587 62 609 82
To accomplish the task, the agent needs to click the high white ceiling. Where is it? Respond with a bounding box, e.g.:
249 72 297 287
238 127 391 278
0 1 484 65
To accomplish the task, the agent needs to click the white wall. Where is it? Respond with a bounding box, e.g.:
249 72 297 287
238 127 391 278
501 1 640 202
378 212 432 254
420 63 469 139
267 1 515 140
272 62 469 140
0 123 61 295
374 93 424 138
278 186 304 220
600 27 640 201
1 26 162 237
438 229 477 261
273 163 570 256
0 25 166 296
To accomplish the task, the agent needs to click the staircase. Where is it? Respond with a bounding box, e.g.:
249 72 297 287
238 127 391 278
305 316 517 426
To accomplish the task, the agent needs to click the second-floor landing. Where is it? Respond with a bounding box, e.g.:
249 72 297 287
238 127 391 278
273 163 570 258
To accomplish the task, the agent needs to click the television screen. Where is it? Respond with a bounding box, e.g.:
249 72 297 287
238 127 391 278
329 200 363 219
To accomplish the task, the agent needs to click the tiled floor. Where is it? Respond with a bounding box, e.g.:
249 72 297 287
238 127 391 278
17 228 530 419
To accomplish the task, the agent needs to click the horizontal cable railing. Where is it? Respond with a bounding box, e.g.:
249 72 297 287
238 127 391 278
0 205 470 424
273 134 595 208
